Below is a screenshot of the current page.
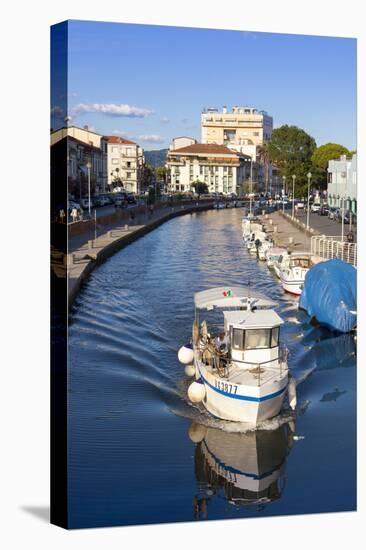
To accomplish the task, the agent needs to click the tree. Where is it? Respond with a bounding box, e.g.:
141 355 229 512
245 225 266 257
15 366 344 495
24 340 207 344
110 168 124 191
191 180 209 197
256 143 270 193
311 143 351 189
268 125 317 197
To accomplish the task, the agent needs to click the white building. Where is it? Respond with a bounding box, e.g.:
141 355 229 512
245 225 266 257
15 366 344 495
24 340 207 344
51 125 102 148
201 106 273 157
166 141 251 195
201 106 274 192
102 136 145 194
327 154 357 214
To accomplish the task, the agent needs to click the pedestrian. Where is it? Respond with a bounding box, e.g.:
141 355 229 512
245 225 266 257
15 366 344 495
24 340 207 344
347 230 354 243
59 209 65 223
71 207 78 222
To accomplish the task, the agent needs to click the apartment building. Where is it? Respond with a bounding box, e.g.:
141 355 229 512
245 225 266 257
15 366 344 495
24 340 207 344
327 154 357 214
166 141 251 195
102 136 145 194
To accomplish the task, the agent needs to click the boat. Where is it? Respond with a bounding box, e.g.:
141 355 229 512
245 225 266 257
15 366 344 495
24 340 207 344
190 421 293 510
272 250 291 279
214 201 226 209
258 239 274 261
178 287 296 424
279 252 315 296
265 247 287 269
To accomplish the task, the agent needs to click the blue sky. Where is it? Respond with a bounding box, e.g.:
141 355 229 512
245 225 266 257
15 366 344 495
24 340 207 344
53 20 357 150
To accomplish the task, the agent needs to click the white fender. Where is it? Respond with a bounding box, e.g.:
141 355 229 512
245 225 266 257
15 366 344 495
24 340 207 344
184 364 196 377
178 344 194 365
188 380 206 403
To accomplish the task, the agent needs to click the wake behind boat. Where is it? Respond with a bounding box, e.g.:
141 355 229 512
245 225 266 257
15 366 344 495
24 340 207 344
178 287 296 424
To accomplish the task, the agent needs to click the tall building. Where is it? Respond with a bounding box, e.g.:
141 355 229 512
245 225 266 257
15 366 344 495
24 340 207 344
102 136 145 194
166 141 251 195
201 106 274 193
327 154 357 214
201 106 273 157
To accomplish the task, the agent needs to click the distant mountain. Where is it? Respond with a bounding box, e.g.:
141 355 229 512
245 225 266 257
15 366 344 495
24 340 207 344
144 149 168 167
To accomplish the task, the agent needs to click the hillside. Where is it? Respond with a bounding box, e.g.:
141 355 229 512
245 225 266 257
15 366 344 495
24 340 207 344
144 149 168 167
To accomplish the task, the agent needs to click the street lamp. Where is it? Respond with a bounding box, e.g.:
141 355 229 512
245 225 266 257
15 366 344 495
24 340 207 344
292 175 296 219
282 175 286 213
306 172 312 229
86 161 92 216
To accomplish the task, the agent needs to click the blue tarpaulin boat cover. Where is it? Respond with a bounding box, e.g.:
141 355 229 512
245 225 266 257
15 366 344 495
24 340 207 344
299 259 357 333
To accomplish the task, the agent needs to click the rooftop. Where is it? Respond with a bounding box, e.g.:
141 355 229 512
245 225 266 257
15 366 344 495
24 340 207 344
104 135 137 145
223 309 284 329
169 143 246 157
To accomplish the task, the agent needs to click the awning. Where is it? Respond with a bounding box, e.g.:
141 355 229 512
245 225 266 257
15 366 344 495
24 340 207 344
194 287 277 311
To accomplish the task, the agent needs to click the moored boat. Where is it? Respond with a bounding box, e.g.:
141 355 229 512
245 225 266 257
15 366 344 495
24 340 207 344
279 252 315 296
178 287 296 424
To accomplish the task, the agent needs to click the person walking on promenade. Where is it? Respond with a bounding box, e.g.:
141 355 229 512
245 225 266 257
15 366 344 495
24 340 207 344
59 209 65 223
347 229 354 243
71 207 78 223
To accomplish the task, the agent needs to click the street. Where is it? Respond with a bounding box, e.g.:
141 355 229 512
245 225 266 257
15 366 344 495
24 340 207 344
295 210 357 239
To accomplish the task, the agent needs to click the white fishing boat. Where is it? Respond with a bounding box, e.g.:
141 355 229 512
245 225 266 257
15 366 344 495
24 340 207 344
258 239 274 261
178 287 296 424
265 247 287 269
272 251 291 279
280 252 314 296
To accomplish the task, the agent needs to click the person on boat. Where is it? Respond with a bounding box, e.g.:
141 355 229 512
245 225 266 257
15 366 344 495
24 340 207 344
215 332 228 354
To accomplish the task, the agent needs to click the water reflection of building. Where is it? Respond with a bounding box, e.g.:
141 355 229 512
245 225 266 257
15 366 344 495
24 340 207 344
191 422 293 517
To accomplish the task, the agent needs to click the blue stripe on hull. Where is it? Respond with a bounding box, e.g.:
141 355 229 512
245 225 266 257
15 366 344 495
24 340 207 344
199 369 287 403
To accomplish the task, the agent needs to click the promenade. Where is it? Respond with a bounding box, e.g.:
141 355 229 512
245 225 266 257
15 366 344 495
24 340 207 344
259 210 314 251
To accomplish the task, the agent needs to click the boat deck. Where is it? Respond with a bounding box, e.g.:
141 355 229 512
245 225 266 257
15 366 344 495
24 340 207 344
202 360 287 387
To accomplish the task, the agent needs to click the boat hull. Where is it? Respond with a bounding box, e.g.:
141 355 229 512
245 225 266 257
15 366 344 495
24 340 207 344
195 358 288 424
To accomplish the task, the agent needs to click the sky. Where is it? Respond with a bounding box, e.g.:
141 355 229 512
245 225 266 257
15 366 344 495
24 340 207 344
51 20 357 150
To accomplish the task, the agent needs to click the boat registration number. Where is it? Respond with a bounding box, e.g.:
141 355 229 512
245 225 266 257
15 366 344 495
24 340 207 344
214 379 238 394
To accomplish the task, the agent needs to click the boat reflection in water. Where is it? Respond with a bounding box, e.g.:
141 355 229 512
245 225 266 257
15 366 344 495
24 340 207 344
190 421 294 518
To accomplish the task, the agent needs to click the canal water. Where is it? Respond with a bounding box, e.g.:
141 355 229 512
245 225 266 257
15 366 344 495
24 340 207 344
68 208 356 529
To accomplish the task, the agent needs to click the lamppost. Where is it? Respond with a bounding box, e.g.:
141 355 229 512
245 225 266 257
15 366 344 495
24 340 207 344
86 160 91 216
282 175 286 213
306 172 312 229
292 175 296 219
341 195 345 245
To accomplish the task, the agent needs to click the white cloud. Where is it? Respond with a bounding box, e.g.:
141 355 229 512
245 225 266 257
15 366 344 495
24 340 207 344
138 134 165 144
71 103 153 118
160 116 170 124
112 129 129 137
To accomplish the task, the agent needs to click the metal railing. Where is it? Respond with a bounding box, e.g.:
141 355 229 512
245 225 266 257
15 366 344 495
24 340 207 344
311 235 357 266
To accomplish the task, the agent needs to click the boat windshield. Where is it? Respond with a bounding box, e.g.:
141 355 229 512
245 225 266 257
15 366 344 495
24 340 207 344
291 257 310 268
231 327 279 350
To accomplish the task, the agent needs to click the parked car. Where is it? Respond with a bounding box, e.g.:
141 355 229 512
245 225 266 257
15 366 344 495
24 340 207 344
336 210 352 224
328 207 337 220
311 202 321 212
126 193 137 204
113 193 128 208
296 201 305 210
318 204 329 216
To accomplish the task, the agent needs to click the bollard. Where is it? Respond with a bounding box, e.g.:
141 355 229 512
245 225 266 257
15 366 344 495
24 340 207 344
273 225 278 233
289 237 294 244
88 240 93 249
262 210 266 216
265 214 269 220
124 224 129 230
269 219 273 225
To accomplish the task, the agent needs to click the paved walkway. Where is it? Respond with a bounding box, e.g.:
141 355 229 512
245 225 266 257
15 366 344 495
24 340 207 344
259 211 313 251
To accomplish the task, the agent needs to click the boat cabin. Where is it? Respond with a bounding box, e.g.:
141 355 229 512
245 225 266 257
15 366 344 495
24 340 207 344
223 309 284 366
289 255 312 269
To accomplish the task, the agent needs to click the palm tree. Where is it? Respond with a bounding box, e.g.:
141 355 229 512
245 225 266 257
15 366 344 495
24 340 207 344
256 143 270 194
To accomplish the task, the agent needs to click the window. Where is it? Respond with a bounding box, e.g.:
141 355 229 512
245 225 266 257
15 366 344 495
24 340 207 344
245 329 270 349
126 172 131 179
232 328 244 350
112 158 119 165
271 327 279 347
